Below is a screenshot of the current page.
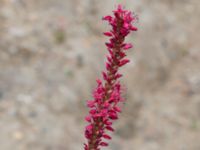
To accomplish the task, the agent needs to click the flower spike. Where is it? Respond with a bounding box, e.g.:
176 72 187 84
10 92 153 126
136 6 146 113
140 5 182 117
84 4 137 150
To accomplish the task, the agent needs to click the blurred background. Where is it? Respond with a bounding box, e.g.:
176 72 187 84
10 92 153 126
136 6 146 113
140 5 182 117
0 0 200 150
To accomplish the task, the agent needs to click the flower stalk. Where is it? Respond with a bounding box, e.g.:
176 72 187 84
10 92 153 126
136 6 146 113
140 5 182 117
84 4 137 150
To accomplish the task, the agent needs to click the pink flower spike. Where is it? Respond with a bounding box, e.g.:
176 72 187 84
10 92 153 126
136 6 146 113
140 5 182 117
84 4 137 150
113 4 126 14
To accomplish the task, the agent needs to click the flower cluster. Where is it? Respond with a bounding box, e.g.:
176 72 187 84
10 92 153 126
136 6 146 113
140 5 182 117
84 4 137 150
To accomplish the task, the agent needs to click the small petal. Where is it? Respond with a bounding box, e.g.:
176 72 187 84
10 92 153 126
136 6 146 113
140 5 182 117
105 126 115 132
105 42 113 48
119 59 130 66
100 109 108 117
85 115 91 122
103 134 112 140
130 26 138 31
89 109 96 114
85 124 93 132
103 15 112 21
96 79 102 85
119 52 126 58
108 48 113 56
123 22 130 29
84 143 88 150
103 102 110 108
109 112 118 120
100 142 108 146
123 43 133 50
114 106 121 112
103 32 112 37
106 62 111 70
107 56 112 62
102 71 108 80
87 100 95 108
114 73 123 79
105 121 112 125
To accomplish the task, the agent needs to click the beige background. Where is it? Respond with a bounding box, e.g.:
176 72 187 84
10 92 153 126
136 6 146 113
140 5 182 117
0 0 200 150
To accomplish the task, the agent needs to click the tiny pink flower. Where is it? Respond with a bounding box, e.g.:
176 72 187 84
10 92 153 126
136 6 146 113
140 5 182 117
103 32 113 37
123 43 133 50
85 115 91 122
102 15 113 21
103 134 112 140
119 59 130 66
100 142 109 147
105 126 115 132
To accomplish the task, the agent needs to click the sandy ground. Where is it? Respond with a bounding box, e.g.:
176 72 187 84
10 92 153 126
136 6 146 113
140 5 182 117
0 0 200 150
